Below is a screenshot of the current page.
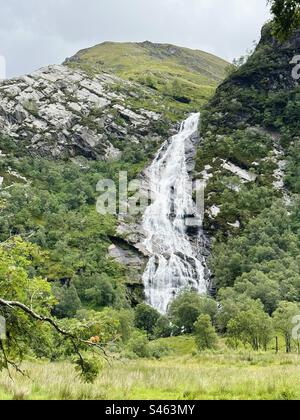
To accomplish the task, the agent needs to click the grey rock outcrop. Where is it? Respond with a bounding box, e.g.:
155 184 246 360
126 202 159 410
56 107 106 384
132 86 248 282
0 64 164 160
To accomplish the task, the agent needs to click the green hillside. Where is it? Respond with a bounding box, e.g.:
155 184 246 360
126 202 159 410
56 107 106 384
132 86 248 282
66 41 229 113
194 23 300 320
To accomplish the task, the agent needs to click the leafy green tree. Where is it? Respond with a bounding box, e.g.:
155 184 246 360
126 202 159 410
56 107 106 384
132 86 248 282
75 308 125 344
134 303 160 336
117 309 135 343
268 0 300 40
227 302 274 351
0 238 56 368
217 289 257 332
273 301 300 353
169 291 218 334
0 238 117 381
197 297 219 324
233 271 281 314
194 315 218 351
168 291 202 334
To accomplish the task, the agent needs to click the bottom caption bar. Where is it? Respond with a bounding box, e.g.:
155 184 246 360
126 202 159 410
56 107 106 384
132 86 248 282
103 402 201 417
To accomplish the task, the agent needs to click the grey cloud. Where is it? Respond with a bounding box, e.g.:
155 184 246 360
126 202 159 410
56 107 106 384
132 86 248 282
0 0 270 78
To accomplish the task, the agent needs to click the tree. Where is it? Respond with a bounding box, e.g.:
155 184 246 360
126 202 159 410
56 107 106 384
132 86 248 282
0 238 112 381
227 303 274 351
117 309 135 343
168 291 201 334
268 0 300 40
216 289 265 333
176 303 201 334
273 301 300 353
194 315 218 351
134 304 160 336
168 291 217 334
0 238 55 368
234 271 281 314
197 297 219 324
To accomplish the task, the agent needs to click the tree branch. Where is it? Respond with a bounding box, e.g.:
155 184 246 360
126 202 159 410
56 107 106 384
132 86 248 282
0 298 111 362
0 298 71 337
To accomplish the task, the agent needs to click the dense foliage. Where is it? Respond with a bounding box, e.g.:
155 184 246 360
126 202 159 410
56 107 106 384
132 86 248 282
0 238 55 370
194 17 300 353
0 146 150 315
268 0 300 40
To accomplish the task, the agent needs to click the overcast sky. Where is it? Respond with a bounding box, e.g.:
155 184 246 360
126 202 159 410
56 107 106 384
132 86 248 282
0 0 271 78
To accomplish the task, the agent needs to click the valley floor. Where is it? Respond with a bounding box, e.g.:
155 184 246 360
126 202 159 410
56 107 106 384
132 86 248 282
1 338 300 400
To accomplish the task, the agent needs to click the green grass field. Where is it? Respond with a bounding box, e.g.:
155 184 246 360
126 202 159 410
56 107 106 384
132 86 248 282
1 337 300 400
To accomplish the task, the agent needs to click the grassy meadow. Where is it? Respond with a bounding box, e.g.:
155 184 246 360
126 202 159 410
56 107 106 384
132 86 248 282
1 337 300 401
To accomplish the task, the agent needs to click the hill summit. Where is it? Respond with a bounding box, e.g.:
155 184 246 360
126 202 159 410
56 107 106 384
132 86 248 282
65 40 229 112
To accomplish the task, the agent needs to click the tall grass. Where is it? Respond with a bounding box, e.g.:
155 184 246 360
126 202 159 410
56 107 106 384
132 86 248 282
0 350 300 400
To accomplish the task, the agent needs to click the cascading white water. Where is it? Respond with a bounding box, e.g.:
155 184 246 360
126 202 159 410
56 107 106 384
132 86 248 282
142 113 207 314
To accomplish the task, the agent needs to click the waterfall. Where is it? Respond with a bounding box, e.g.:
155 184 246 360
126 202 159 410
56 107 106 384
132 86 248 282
142 113 207 314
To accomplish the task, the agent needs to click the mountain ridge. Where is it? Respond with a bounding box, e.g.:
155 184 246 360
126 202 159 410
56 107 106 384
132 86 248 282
66 40 229 82
0 41 228 161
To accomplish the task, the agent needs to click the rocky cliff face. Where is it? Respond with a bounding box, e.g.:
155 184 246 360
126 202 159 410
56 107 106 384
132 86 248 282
0 41 229 163
0 42 228 303
0 64 170 160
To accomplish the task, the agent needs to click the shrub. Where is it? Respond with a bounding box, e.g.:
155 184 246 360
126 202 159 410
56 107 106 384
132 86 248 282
126 331 150 358
148 342 171 359
194 315 218 351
